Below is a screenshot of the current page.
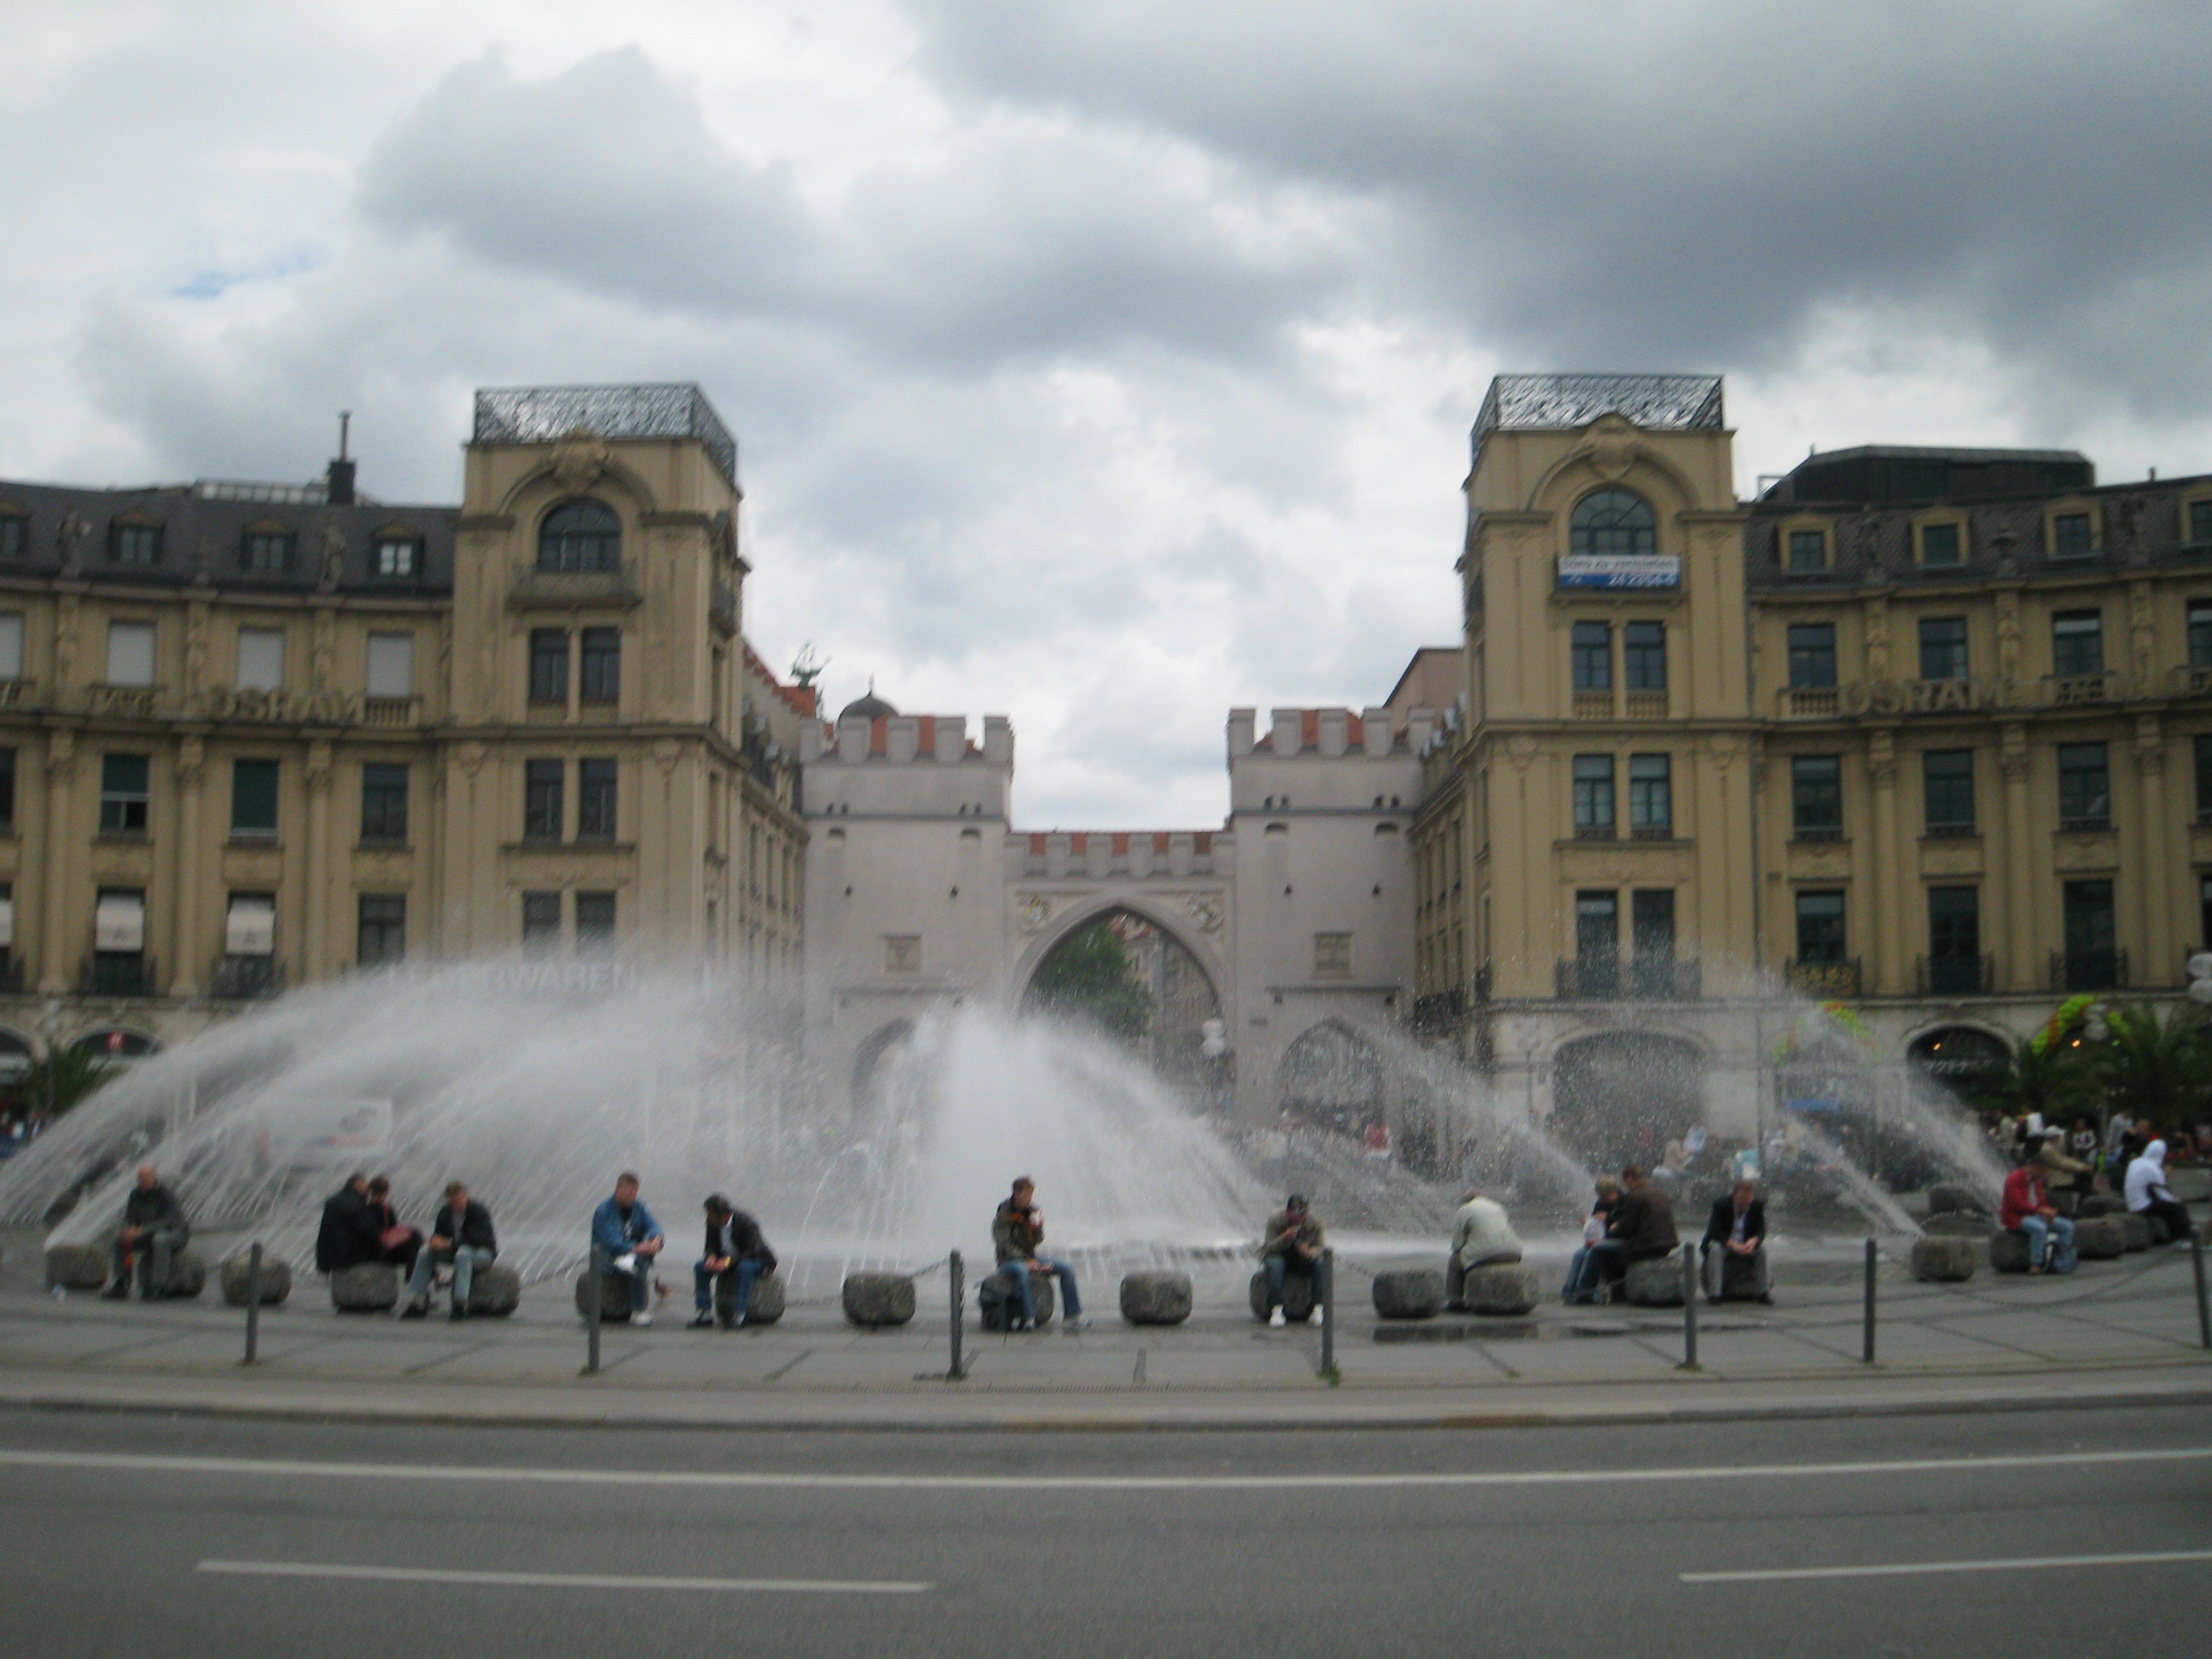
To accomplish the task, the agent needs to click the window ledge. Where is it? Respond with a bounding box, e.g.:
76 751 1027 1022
1923 825 1979 840
225 835 281 849
355 840 412 854
95 830 150 845
503 840 637 855
2057 820 2115 835
1791 830 1845 844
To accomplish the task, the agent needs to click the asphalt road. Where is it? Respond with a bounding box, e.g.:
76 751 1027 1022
0 1404 2206 1658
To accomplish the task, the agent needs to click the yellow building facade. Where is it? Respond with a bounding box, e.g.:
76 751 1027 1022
1415 376 2210 1158
0 385 804 1070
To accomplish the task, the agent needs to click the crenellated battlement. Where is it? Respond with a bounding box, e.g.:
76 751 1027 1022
1226 705 1440 760
801 711 1012 765
1009 829 1229 881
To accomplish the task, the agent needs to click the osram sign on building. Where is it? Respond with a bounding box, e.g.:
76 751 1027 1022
1556 554 1681 589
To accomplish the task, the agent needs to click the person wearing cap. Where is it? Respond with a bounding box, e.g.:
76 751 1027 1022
691 1194 777 1329
1258 1194 1325 1328
1444 1186 1523 1312
991 1177 1091 1331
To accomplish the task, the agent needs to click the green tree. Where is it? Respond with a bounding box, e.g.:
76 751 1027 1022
1970 1032 2097 1128
1028 920 1151 1042
12 1046 115 1120
2098 1003 2209 1130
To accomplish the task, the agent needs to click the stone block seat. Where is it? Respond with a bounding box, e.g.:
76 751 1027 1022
45 1242 110 1292
1926 1183 1990 1218
1910 1236 1977 1282
1118 1269 1193 1326
1988 1229 2033 1274
842 1272 916 1328
220 1253 292 1306
1370 1268 1443 1321
978 1267 1055 1331
721 1269 785 1325
573 1269 635 1323
1709 1252 1766 1302
1456 1262 1537 1316
2121 1214 2155 1252
330 1262 400 1312
2078 1192 2125 1218
1247 1269 1317 1323
1621 1257 1684 1308
465 1263 523 1317
2073 1217 2127 1260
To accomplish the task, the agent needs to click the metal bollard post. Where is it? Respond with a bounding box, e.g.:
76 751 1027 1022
1679 1243 1699 1370
583 1244 602 1376
1862 1238 1879 1364
241 1241 263 1366
948 1249 966 1381
2192 1234 2210 1352
1318 1247 1336 1379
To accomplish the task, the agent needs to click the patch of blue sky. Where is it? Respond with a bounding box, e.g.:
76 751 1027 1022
171 248 321 300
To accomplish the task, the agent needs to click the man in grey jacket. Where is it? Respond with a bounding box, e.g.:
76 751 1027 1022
103 1164 189 1300
1444 1187 1523 1311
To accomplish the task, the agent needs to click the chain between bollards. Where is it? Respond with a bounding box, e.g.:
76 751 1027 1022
240 1241 263 1366
2192 1233 2210 1352
1318 1247 1336 1381
1862 1237 1879 1364
1678 1243 1698 1370
583 1243 602 1375
948 1249 966 1381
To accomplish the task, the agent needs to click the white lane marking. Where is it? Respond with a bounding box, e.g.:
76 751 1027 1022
3 1445 2207 1491
1684 1548 2212 1584
198 1560 930 1594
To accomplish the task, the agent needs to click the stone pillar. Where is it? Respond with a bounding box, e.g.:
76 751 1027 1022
37 731 76 993
2135 716 2172 986
2000 724 2033 993
168 734 206 997
302 739 333 981
1866 729 1901 994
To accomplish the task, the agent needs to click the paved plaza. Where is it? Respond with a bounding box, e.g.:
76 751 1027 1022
4 1223 2206 1428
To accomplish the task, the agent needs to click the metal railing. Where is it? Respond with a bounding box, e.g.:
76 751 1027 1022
1556 958 1621 1000
208 955 284 1000
81 953 157 997
1628 958 1701 1000
2050 948 2128 993
1917 953 1993 997
1786 958 1861 999
507 559 642 608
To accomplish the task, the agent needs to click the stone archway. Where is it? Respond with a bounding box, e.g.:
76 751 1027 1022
1021 905 1223 1097
1550 1031 1704 1172
850 1020 915 1114
1277 1021 1385 1143
1905 1025 2009 1105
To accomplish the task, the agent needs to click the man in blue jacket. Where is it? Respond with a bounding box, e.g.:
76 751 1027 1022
590 1172 665 1326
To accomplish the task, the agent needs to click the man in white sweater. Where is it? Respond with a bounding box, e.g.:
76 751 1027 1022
1445 1187 1524 1311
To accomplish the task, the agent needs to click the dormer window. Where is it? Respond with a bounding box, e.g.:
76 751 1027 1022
1917 519 1964 567
1570 489 1656 557
240 523 295 575
109 518 161 566
1786 528 1828 572
0 508 24 559
2045 500 2101 560
372 533 421 579
537 498 621 573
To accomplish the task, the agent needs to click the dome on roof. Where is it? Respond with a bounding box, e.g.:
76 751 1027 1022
839 683 897 721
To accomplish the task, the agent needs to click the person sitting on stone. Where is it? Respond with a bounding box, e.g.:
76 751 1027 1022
315 1171 381 1277
1563 1177 1622 1305
2123 1136 2195 1244
364 1175 423 1280
992 1177 1090 1332
590 1172 666 1326
102 1164 188 1301
1700 1179 1771 1303
1258 1192 1326 1327
2000 1143 2077 1274
1445 1187 1522 1312
1605 1164 1679 1290
401 1181 498 1322
2033 1133 2095 1205
691 1194 776 1330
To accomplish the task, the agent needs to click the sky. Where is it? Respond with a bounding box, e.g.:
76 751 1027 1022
4 1 2210 828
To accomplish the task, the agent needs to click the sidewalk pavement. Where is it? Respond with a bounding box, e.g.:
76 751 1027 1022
4 1228 2206 1431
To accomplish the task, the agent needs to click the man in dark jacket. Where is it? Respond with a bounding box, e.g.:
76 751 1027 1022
401 1181 498 1321
992 1177 1089 1331
1700 1179 1771 1303
691 1195 775 1329
103 1164 189 1300
315 1172 379 1274
1608 1165 1679 1264
1257 1194 1325 1327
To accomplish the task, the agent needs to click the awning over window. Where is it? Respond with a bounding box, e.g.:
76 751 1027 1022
95 891 145 952
225 894 275 956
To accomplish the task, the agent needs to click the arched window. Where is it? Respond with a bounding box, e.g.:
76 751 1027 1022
1569 489 1657 557
536 499 621 573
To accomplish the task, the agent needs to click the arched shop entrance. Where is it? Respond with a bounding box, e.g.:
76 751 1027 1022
1550 1032 1704 1172
1022 907 1223 1101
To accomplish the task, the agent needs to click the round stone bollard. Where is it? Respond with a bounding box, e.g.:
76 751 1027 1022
331 1262 400 1312
574 1269 644 1323
153 1252 207 1300
2121 1214 2154 1253
842 1272 917 1328
1371 1268 1444 1321
1926 1182 1988 1217
979 1268 1055 1330
45 1242 110 1292
1119 1269 1193 1326
1910 1236 1977 1282
719 1269 785 1325
1622 1259 1684 1308
1248 1268 1317 1323
465 1263 523 1318
2078 1192 2124 1218
220 1253 292 1307
2074 1216 2127 1260
1988 1229 2033 1274
1458 1262 1539 1316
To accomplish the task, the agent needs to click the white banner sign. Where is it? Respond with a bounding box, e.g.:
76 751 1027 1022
1557 554 1681 589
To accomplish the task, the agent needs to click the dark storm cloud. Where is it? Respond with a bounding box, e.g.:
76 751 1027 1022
908 1 2212 416
361 46 1348 372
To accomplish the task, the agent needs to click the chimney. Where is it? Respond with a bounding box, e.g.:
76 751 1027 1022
325 411 356 506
